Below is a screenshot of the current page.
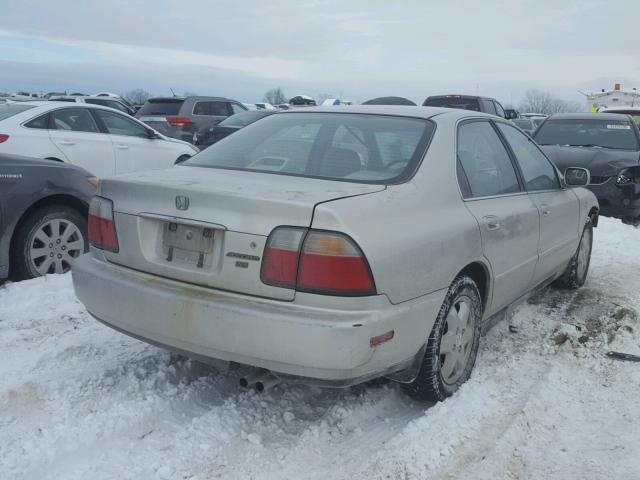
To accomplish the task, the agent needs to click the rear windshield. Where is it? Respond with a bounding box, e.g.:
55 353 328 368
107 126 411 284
218 111 270 127
0 104 36 121
423 96 481 112
184 112 435 184
534 118 640 150
137 99 184 116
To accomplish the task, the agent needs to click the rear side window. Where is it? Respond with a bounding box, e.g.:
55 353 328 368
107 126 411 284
424 96 481 112
50 108 99 133
137 99 184 116
193 101 230 116
185 112 435 184
0 104 36 121
25 114 49 129
497 123 560 191
457 121 521 198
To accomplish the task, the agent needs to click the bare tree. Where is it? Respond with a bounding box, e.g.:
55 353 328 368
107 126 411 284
121 88 151 105
264 87 287 105
519 89 583 115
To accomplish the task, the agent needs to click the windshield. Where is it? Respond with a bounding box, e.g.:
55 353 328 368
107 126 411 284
184 112 435 184
534 118 640 150
218 111 270 127
0 104 36 121
423 96 481 112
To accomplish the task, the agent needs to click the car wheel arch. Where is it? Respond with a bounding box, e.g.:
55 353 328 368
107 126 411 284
455 261 491 314
9 194 89 262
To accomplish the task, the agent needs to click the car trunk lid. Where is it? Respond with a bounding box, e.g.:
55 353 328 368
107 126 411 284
98 166 385 300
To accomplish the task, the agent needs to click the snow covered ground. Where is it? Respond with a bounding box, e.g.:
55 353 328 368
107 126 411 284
1 217 639 480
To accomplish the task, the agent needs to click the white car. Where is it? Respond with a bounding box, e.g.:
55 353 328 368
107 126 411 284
0 102 198 178
9 92 40 102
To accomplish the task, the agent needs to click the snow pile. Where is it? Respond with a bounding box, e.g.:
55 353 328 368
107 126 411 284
1 217 639 479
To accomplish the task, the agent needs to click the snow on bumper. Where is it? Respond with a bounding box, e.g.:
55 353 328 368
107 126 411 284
72 254 445 382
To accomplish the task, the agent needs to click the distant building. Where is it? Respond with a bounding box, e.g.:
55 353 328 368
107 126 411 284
583 83 640 112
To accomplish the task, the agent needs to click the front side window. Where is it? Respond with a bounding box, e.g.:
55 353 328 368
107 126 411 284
481 99 497 115
497 123 560 191
50 108 99 133
94 110 148 138
494 101 506 118
185 112 434 183
534 118 639 150
457 121 521 198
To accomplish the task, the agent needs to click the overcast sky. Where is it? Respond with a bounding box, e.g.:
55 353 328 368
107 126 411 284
1 0 639 106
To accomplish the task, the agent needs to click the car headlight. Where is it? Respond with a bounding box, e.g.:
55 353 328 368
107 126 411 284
616 169 635 186
87 176 100 188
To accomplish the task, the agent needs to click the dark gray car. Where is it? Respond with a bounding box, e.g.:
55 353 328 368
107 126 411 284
136 96 248 144
0 154 95 280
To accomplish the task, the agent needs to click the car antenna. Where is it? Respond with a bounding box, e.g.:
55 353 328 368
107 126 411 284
170 87 177 97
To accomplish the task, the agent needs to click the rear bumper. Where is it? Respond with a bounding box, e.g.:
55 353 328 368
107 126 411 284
72 254 446 383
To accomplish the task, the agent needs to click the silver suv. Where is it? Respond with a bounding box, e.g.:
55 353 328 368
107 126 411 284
136 96 248 144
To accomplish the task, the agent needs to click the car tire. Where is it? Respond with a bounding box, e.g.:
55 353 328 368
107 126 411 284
175 155 191 165
556 219 593 289
11 205 88 280
403 275 482 402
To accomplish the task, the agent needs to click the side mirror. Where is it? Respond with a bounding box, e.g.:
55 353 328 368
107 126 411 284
564 167 591 187
146 128 159 139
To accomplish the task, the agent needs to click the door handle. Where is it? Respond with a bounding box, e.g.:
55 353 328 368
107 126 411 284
483 215 501 231
116 144 129 149
60 140 75 145
542 208 551 216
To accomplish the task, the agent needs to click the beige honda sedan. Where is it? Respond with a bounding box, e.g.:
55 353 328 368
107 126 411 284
72 106 598 401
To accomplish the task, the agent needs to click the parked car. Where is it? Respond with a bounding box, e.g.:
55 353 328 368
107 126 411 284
9 92 40 102
72 106 598 402
275 104 290 110
254 103 276 110
289 95 317 106
0 102 198 178
362 96 416 106
598 105 640 124
49 95 136 116
511 118 536 135
0 153 96 280
135 96 248 143
534 113 640 225
423 95 508 118
194 110 275 148
43 92 67 99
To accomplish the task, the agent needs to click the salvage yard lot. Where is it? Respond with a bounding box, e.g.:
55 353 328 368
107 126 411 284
1 217 639 480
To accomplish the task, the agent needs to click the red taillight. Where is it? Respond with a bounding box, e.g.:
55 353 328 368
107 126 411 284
88 196 119 252
261 227 376 296
261 227 305 288
166 116 192 127
0 134 9 143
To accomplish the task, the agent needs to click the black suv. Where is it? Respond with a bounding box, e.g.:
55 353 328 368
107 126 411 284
135 96 248 143
423 95 511 118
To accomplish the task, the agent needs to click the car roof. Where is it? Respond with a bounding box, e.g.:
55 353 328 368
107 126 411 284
146 96 233 102
547 112 635 121
278 105 497 120
10 101 131 114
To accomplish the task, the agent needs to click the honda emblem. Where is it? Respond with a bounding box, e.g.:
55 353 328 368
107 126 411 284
175 195 189 210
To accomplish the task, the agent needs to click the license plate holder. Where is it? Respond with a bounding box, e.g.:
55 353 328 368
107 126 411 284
162 222 214 268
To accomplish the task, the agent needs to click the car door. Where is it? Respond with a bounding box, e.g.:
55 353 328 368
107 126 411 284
92 109 179 174
496 122 580 284
457 119 540 314
47 107 116 177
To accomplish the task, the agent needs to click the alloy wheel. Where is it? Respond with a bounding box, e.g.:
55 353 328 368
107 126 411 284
28 218 85 275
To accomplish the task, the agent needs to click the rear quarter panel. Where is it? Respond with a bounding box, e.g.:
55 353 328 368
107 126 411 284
311 117 486 305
